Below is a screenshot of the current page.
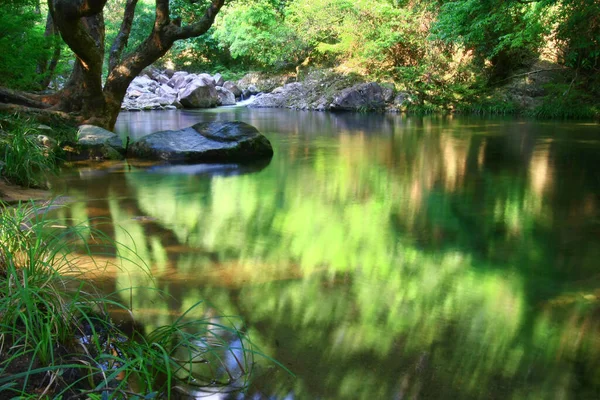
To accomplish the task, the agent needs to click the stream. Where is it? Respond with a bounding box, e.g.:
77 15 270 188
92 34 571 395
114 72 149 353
51 108 600 399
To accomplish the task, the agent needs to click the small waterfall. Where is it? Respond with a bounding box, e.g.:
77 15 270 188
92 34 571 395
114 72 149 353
236 95 256 106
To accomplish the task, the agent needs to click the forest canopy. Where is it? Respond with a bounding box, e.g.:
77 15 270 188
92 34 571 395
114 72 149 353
0 0 598 120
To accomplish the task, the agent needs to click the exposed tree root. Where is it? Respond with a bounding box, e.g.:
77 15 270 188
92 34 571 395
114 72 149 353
0 87 51 109
0 102 79 126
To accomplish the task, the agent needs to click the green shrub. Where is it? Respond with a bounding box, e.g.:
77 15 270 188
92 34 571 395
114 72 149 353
0 1 50 90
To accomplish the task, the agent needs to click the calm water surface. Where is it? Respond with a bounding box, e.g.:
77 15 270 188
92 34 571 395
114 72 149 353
53 109 600 399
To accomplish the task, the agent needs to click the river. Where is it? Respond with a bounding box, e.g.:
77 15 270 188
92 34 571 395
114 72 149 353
52 108 600 399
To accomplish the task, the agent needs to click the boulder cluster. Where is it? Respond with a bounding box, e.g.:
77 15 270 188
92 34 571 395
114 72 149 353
121 68 257 111
243 71 409 112
122 68 409 113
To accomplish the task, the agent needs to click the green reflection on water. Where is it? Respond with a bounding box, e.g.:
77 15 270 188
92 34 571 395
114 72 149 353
53 111 600 399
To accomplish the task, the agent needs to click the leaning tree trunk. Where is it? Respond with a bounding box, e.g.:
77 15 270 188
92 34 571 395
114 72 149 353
37 13 62 90
41 0 226 130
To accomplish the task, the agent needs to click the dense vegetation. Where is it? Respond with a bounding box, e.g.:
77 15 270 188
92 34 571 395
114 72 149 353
1 0 598 118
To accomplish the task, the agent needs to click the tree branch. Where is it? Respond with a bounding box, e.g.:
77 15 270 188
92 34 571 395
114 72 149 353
50 0 108 20
174 0 225 40
493 68 566 84
108 0 139 72
0 103 77 126
155 0 170 27
49 0 106 75
104 0 225 98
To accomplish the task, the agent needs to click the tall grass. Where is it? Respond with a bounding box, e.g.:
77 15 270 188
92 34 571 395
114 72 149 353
0 113 62 188
0 201 270 398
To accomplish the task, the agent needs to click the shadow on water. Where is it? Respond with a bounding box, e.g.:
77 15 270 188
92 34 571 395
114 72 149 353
143 158 272 178
53 110 600 399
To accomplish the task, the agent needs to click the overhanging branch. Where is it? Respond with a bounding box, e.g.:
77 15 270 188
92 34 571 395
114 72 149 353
155 0 170 27
174 0 225 40
49 0 107 73
105 0 225 94
108 0 139 72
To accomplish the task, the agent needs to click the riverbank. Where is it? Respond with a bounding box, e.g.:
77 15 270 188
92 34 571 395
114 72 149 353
117 62 599 120
0 180 50 203
233 63 599 119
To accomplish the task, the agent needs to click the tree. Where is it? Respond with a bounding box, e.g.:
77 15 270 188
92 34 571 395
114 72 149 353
1 0 226 130
432 0 547 79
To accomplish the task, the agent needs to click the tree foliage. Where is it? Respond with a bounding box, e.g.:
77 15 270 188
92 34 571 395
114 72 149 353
213 0 303 69
545 0 600 71
432 0 547 78
0 1 52 90
0 0 597 118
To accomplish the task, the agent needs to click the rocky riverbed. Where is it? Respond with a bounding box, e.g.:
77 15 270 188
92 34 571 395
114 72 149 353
121 67 253 111
123 68 409 113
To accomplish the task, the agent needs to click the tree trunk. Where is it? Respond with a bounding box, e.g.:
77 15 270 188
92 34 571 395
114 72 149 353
37 13 62 90
108 0 139 73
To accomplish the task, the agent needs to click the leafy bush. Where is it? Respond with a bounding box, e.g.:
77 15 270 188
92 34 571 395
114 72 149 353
530 83 600 119
432 0 547 79
544 0 600 72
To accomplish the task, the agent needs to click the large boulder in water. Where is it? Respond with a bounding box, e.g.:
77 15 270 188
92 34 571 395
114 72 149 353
216 87 236 106
223 81 242 97
178 76 219 108
330 82 386 111
129 121 273 163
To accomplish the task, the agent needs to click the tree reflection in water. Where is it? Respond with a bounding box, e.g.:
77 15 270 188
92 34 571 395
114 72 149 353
52 110 600 399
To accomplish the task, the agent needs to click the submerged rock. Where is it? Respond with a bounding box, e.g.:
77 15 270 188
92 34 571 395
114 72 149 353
146 158 271 177
129 121 274 163
77 125 123 149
